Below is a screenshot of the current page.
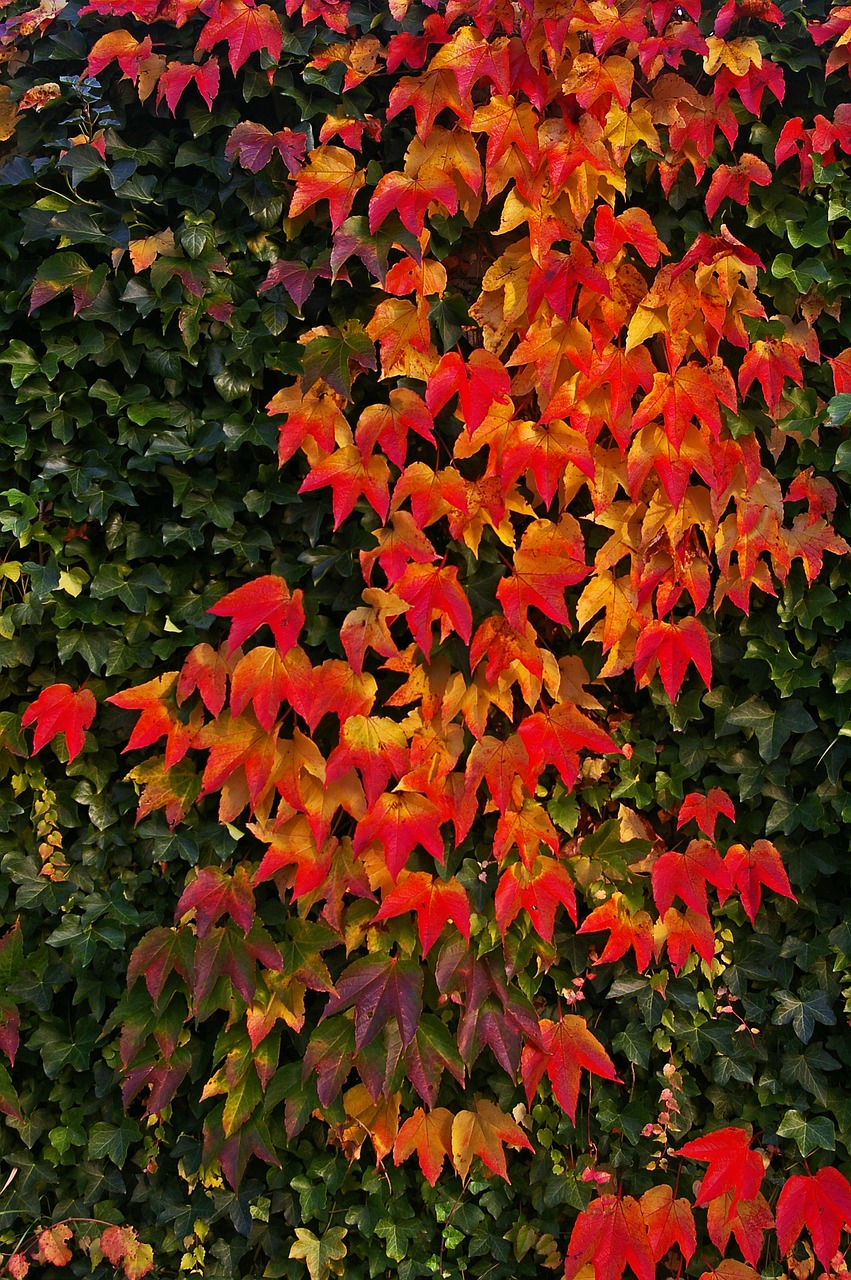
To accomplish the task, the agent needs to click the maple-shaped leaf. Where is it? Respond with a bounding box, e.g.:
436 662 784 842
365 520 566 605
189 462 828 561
254 817 334 899
289 1227 347 1280
338 1084 400 1164
303 1015 355 1106
108 673 198 769
196 711 278 813
36 1225 73 1267
326 714 408 808
564 1194 655 1280
497 515 589 630
229 646 288 731
100 1227 154 1280
289 146 366 232
698 1263 759 1280
127 756 201 828
678 1127 764 1209
353 790 445 878
494 857 577 941
225 120 306 174
22 682 96 762
707 1190 773 1267
520 1015 619 1121
196 0 282 75
301 320 376 399
722 839 796 925
208 576 305 658
578 892 655 972
177 643 228 716
369 168 458 237
355 392 435 473
677 788 735 839
405 1013 465 1108
640 1185 696 1263
518 702 617 791
776 1167 851 1268
298 445 390 528
394 562 472 656
657 906 716 973
374 871 470 956
426 350 511 435
87 29 153 79
156 59 220 112
321 954 423 1049
450 1098 533 1182
705 153 771 220
493 801 560 870
175 864 255 938
634 617 712 701
387 68 473 141
393 1105 454 1185
652 839 727 918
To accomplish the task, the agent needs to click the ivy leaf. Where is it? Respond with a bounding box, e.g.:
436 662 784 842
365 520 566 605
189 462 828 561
776 1109 836 1158
289 1227 347 1280
771 988 835 1044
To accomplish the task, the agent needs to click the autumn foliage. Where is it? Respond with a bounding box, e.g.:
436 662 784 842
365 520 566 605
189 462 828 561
5 0 851 1276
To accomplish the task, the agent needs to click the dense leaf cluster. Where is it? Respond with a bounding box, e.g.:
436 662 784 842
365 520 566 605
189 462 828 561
3 0 851 1278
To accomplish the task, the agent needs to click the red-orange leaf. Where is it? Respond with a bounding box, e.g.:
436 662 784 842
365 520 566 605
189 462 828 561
564 1194 655 1280
520 1015 619 1121
393 1106 454 1186
288 146 366 231
374 870 470 955
640 1185 696 1264
722 839 796 925
677 787 735 839
208 576 305 658
196 0 282 75
776 1167 851 1268
22 682 96 762
677 1127 764 1209
633 616 712 701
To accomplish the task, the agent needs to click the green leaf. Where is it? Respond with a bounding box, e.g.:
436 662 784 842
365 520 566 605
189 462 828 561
301 320 376 398
776 1109 836 1157
290 1227 347 1280
772 989 837 1043
719 696 816 762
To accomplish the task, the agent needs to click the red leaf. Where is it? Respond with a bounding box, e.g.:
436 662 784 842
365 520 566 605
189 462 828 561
426 350 511 435
652 839 727 918
776 1167 851 1268
706 1190 773 1267
22 683 96 762
208 576 305 658
321 954 423 1049
640 1185 696 1263
353 790 444 878
394 562 472 655
520 1015 619 1121
705 153 771 220
176 865 255 938
658 906 716 973
196 0 282 75
722 839 796 924
374 871 470 955
177 643 228 716
564 1194 655 1280
578 892 654 972
677 1127 764 1209
156 59 220 112
633 617 712 701
494 857 577 941
677 788 735 839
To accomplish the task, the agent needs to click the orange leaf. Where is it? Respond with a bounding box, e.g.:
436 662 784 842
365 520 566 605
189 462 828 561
393 1106 454 1185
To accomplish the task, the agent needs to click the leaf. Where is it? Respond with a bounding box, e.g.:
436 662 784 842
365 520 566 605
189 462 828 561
100 1226 154 1280
196 0 282 75
298 444 390 528
520 1015 620 1121
36 1225 73 1267
374 871 470 956
393 1105 454 1185
21 683 96 761
225 121 305 173
677 1127 764 1209
706 1191 773 1267
563 1194 655 1280
633 617 712 701
677 788 735 839
208 576 305 658
321 954 423 1050
639 1185 696 1263
450 1097 533 1182
723 839 796 924
705 153 771 220
175 865 255 938
7 1254 29 1279
495 857 577 942
290 1227 347 1280
289 146 366 231
578 892 654 972
156 59 220 112
776 1109 835 1158
651 839 727 918
301 320 376 399
775 1167 851 1267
